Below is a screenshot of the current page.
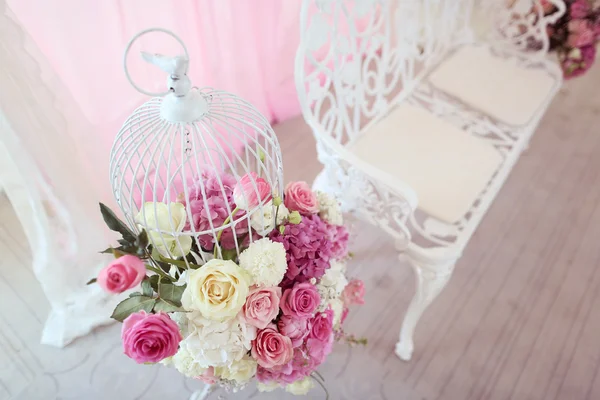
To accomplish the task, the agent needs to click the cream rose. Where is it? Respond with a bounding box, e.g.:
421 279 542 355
182 259 251 321
285 377 315 395
216 355 257 384
257 381 281 392
135 202 192 258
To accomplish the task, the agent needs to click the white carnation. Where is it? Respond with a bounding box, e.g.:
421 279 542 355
238 238 287 286
172 345 207 378
316 191 343 226
285 377 315 395
182 312 256 368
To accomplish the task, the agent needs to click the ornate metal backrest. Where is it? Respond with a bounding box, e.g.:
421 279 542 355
483 0 566 58
295 0 474 149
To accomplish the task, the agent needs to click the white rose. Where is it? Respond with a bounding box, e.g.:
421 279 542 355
329 297 345 329
316 191 343 225
135 202 192 258
285 377 315 395
216 355 257 384
172 345 207 378
182 312 256 368
250 202 289 236
238 238 287 287
257 381 281 392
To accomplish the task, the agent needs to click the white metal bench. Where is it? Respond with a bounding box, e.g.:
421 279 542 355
295 0 565 360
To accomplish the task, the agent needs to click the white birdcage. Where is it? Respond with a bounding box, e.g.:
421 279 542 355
109 29 284 266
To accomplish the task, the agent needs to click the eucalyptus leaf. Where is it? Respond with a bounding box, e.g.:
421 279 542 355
141 278 153 297
154 298 185 313
86 278 97 285
158 283 185 307
129 291 142 297
99 202 136 242
110 296 155 322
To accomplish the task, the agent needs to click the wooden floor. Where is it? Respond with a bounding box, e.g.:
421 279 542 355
2 67 600 399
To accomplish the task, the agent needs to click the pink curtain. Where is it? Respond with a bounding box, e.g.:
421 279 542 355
7 0 302 137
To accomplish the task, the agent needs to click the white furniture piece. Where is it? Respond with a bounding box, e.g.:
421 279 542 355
295 0 565 360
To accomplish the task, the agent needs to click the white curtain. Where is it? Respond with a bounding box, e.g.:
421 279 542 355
0 0 303 347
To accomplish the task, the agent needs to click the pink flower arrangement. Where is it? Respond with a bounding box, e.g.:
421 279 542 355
543 0 600 78
97 255 146 294
91 175 364 396
121 311 182 364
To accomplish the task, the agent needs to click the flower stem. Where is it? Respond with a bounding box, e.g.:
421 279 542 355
213 207 239 258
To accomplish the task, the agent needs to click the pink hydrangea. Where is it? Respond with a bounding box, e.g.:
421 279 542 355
329 224 349 260
183 170 248 250
270 214 334 285
256 348 316 385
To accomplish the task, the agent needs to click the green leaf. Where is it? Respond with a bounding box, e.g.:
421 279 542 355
141 278 153 297
129 291 142 297
158 254 202 269
221 248 238 261
136 230 149 252
148 275 160 292
158 283 185 307
110 296 155 322
86 277 97 285
99 202 136 242
154 298 185 313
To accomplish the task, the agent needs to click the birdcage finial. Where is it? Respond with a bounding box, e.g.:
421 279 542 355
123 28 207 122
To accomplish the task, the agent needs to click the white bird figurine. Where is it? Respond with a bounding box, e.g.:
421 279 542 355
141 52 189 77
141 51 191 97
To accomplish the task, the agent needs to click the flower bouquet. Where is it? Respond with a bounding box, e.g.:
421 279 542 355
88 172 365 397
543 0 600 78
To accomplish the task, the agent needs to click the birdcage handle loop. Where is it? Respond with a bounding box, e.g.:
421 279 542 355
123 28 190 97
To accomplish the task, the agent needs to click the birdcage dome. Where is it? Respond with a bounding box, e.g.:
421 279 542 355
109 29 284 265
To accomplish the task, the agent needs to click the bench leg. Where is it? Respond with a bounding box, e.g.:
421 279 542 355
395 253 456 361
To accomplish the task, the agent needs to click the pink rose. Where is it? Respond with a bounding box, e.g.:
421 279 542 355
570 0 589 19
284 181 318 215
309 308 334 343
252 325 294 368
342 279 365 306
277 315 311 347
280 282 321 318
196 367 217 384
121 311 182 363
233 172 272 210
241 286 282 329
97 255 146 294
